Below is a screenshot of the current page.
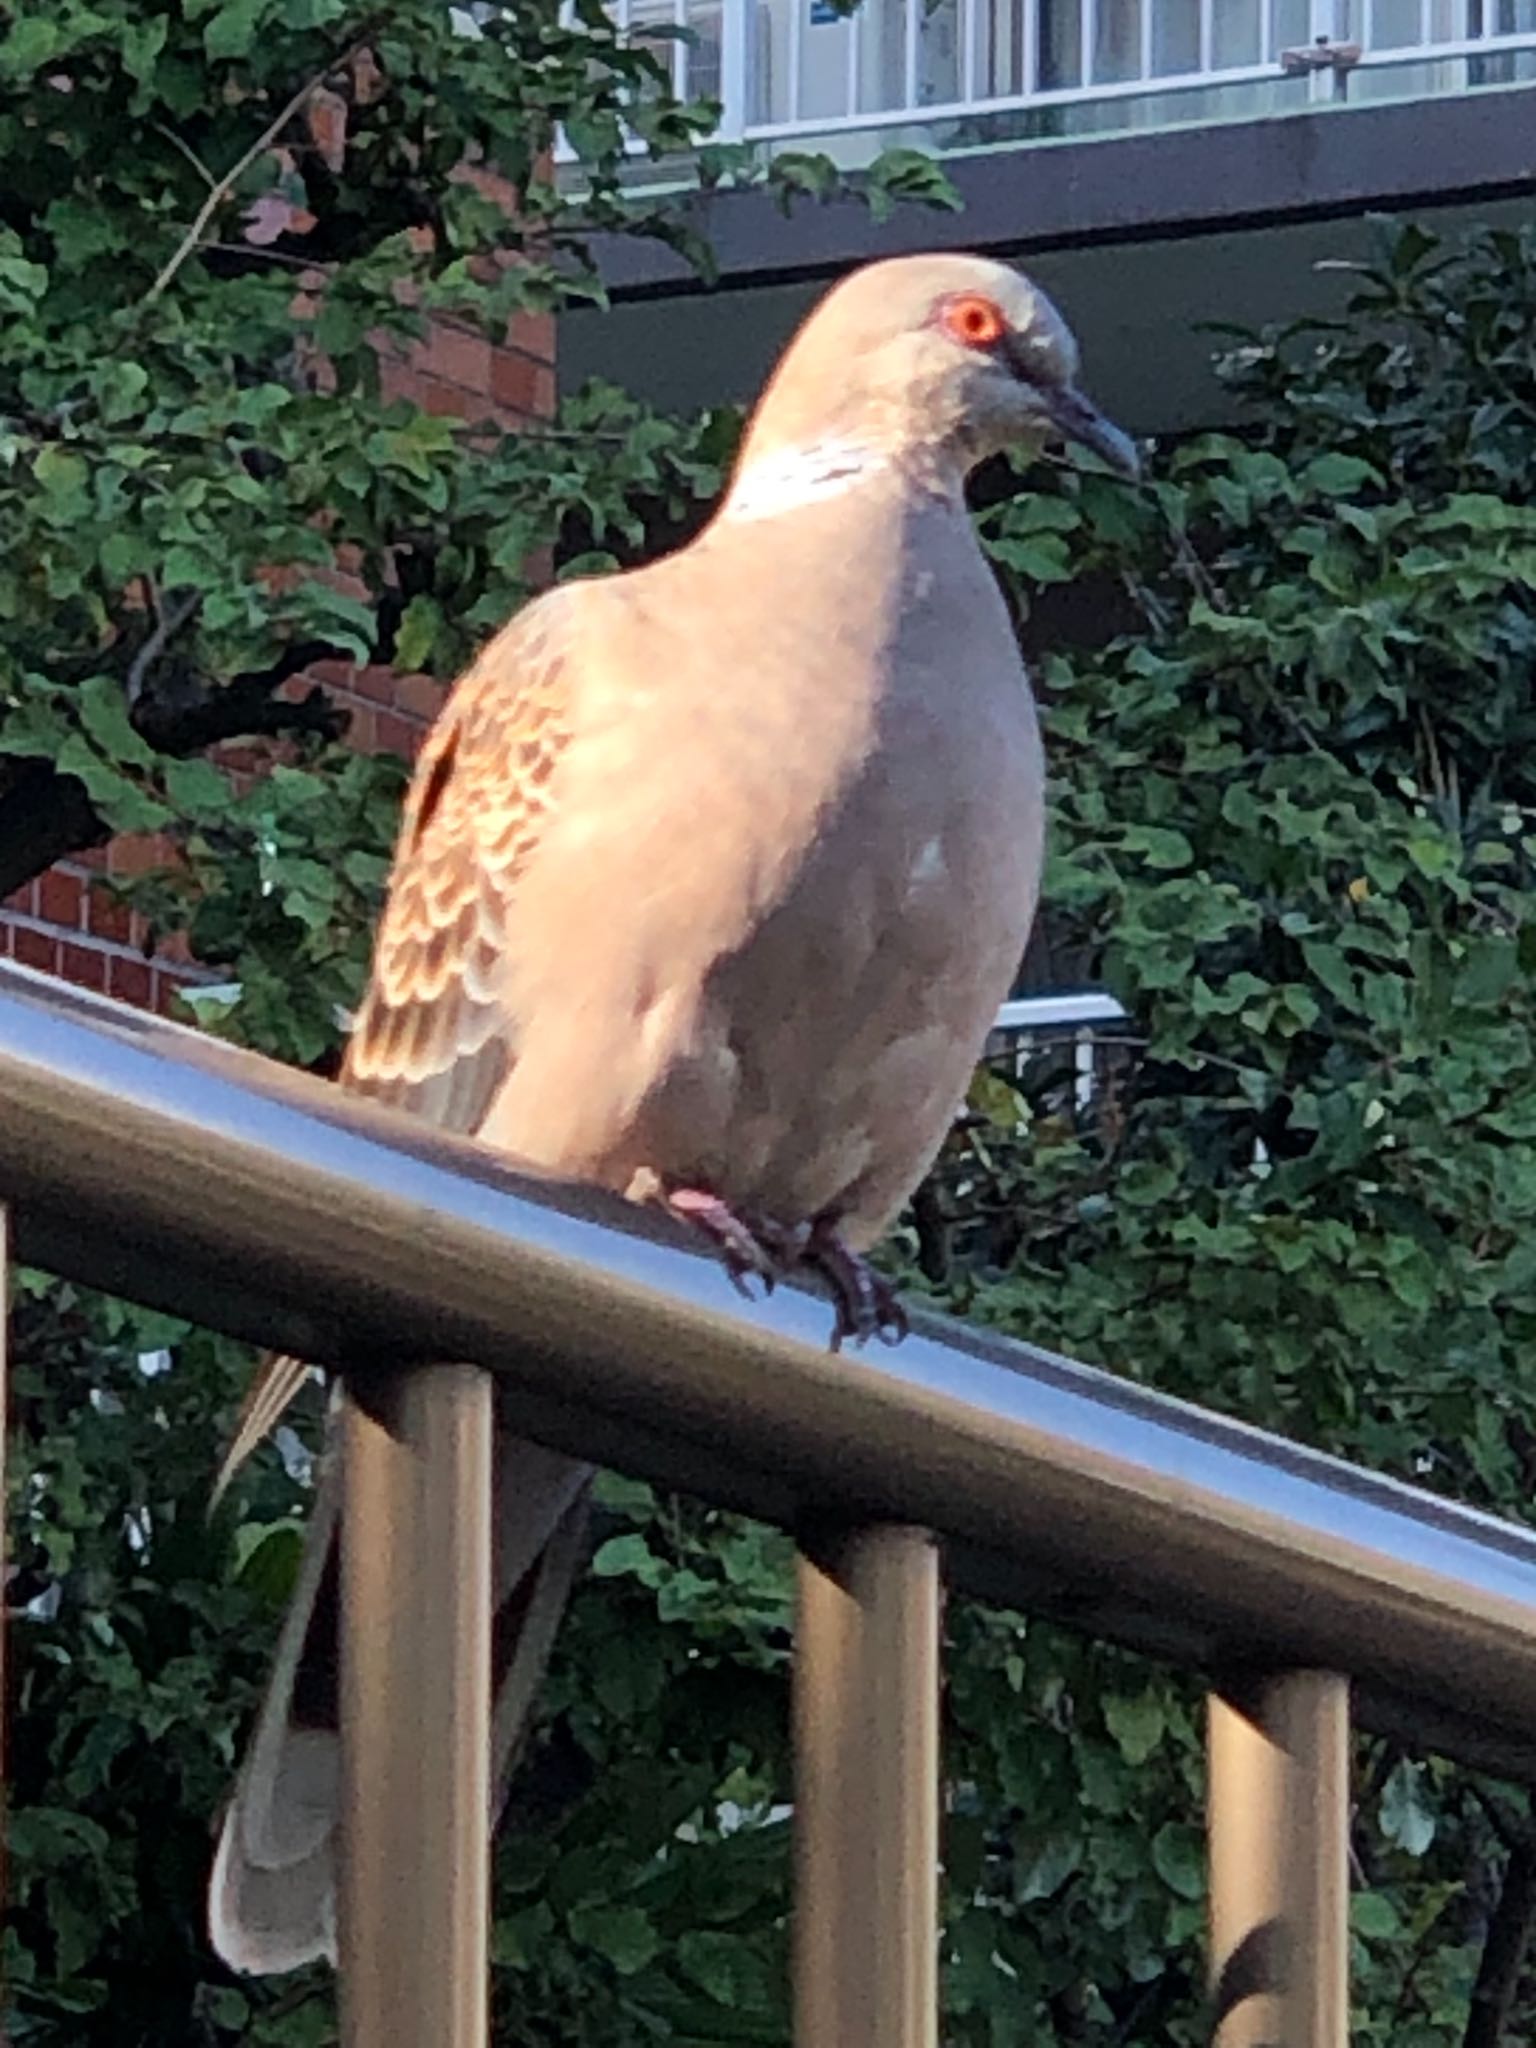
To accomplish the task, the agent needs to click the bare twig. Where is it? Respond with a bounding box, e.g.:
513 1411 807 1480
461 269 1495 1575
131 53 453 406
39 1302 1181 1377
153 121 218 190
125 589 202 707
145 23 378 306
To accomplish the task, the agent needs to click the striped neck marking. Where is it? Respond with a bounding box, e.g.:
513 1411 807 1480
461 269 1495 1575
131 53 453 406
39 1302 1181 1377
721 437 887 523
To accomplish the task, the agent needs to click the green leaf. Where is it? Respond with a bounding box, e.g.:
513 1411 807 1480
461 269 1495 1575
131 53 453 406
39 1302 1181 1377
0 17 61 76
393 595 444 673
1379 1759 1436 1857
76 676 156 770
591 1533 664 1585
567 1902 661 1976
1102 1691 1165 1765
232 1521 305 1604
1150 1824 1204 1902
203 0 267 61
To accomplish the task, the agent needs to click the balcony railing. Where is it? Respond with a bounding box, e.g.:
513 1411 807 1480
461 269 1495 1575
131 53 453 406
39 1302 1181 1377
598 0 1536 168
9 953 1536 2045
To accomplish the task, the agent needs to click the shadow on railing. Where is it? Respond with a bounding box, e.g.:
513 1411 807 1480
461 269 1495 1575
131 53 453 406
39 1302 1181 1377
4 955 1536 2046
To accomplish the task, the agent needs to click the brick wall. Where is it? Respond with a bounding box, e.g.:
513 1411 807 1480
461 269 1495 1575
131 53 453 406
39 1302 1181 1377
0 306 556 1010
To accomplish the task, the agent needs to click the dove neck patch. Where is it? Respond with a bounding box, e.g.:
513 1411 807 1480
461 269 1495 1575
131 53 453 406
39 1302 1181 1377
721 438 889 523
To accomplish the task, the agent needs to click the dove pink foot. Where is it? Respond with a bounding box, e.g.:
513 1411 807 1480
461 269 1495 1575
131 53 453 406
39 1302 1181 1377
662 1186 782 1296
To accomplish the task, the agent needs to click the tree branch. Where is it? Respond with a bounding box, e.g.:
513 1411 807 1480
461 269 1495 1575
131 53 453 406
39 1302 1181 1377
0 646 356 903
1465 1838 1536 2048
144 22 380 306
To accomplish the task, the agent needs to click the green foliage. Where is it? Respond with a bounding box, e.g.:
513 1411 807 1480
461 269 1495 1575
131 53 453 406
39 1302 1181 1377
0 0 729 921
13 197 1536 2046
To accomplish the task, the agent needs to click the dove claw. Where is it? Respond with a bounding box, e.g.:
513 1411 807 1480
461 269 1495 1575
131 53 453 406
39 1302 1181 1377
803 1219 908 1352
658 1189 907 1351
662 1186 781 1293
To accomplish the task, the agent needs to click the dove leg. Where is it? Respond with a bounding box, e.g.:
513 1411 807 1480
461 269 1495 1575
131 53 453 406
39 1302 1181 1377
803 1219 909 1352
662 1186 783 1294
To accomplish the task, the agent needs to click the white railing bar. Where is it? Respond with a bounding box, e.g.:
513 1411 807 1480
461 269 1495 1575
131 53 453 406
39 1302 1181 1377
993 992 1129 1032
740 55 1284 135
1022 0 1038 98
788 0 803 130
1080 0 1094 87
1199 0 1214 75
1350 26 1536 61
734 25 1536 139
719 0 749 135
845 2 861 122
960 0 977 109
1140 0 1154 83
904 0 921 113
1260 0 1275 62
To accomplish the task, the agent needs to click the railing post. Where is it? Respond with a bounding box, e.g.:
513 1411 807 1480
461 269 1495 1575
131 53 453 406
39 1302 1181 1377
793 1525 941 2048
338 1365 493 2048
1207 1670 1351 2048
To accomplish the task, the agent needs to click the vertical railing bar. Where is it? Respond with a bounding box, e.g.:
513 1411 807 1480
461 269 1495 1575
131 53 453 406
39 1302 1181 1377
1199 0 1214 73
338 1365 494 2048
904 0 921 113
1022 0 1038 92
1139 0 1154 80
1207 1671 1351 2048
788 0 803 130
720 0 749 135
674 0 689 110
1260 0 1275 61
793 1526 940 2048
846 0 862 120
960 0 977 110
1081 0 1095 85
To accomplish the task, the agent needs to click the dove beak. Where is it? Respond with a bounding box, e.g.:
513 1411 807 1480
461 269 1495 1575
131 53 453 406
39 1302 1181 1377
1038 382 1141 479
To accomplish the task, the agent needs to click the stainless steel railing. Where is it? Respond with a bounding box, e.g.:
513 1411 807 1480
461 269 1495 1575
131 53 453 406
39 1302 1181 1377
4 954 1536 2045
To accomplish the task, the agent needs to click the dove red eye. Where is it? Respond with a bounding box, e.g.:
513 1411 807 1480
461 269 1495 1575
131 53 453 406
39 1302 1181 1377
940 293 1008 351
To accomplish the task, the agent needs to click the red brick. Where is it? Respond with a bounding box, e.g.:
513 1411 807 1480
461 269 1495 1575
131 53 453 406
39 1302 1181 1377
506 309 555 365
490 349 555 417
420 323 494 396
304 656 359 692
76 845 109 873
414 373 478 421
58 941 109 992
13 927 58 973
394 670 447 721
155 972 197 1018
345 704 380 753
348 665 400 706
154 928 194 967
37 867 85 931
108 955 154 1009
375 710 424 759
4 882 36 916
87 885 134 945
109 833 175 880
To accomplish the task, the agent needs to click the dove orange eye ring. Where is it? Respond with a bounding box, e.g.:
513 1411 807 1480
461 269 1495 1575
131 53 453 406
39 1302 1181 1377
938 292 1009 351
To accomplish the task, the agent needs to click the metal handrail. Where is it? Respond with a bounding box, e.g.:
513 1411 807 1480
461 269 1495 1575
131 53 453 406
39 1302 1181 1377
5 954 1536 2043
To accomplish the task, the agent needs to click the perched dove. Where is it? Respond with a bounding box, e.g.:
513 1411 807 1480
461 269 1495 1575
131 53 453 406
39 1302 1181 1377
208 250 1136 1974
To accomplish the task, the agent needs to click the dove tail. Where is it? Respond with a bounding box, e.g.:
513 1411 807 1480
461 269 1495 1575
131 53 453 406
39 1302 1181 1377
210 1353 316 1515
209 1428 591 1976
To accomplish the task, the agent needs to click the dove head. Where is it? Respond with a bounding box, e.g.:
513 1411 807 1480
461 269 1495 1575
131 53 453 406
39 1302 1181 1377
733 252 1137 495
